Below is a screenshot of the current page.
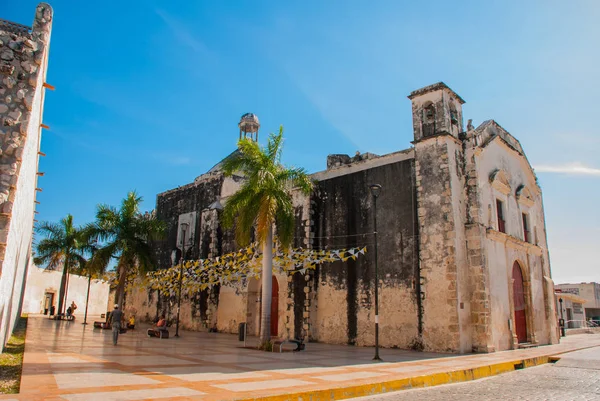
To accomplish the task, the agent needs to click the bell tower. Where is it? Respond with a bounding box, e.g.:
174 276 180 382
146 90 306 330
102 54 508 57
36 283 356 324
408 82 465 142
409 82 472 353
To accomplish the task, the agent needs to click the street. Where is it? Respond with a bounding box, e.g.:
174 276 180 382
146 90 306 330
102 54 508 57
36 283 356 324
353 346 600 401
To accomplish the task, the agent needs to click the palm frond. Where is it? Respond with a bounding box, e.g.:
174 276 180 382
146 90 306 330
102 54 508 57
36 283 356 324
221 139 264 177
275 166 314 194
266 127 284 164
221 126 312 247
35 221 64 239
121 191 142 220
275 201 295 248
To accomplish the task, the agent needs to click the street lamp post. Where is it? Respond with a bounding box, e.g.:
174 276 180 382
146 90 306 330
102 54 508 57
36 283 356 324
82 241 97 326
559 298 565 337
369 184 382 361
175 223 189 338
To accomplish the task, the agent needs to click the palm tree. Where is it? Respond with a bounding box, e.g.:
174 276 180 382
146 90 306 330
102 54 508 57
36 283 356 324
222 127 313 344
87 191 165 308
69 238 104 324
34 214 87 316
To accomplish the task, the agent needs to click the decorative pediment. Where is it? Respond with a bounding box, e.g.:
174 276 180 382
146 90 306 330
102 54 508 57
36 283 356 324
516 184 535 207
489 169 511 195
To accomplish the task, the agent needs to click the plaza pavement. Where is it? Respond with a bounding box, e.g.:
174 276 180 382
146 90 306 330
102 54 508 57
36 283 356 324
2 315 600 401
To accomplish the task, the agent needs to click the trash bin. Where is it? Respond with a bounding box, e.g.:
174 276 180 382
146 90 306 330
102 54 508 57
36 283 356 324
238 322 246 341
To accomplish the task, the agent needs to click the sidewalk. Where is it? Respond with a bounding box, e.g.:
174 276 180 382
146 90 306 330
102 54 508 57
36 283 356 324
2 315 599 401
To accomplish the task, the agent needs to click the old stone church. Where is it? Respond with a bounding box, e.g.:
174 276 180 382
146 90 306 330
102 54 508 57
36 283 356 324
129 82 558 353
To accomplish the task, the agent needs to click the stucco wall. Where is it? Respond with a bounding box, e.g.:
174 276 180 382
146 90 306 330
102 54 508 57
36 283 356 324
474 132 557 350
312 158 419 347
22 266 110 316
0 4 52 349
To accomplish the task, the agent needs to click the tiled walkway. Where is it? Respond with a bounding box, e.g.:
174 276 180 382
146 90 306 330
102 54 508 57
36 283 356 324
2 316 600 401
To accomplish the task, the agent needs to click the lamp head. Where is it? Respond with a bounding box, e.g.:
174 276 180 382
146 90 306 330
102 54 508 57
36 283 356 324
369 184 382 198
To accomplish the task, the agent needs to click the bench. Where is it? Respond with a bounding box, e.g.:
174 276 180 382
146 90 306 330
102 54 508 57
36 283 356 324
147 328 169 339
273 339 305 352
49 314 75 321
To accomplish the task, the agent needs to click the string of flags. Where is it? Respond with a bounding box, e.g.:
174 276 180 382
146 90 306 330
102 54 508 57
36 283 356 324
139 243 368 297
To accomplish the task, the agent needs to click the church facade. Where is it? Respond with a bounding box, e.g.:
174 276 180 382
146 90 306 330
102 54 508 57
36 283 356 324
128 82 558 353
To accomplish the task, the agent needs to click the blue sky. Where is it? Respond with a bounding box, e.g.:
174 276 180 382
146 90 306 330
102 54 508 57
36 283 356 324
4 1 599 284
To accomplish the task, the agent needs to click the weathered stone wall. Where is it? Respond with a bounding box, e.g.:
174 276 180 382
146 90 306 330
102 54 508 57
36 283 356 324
289 189 312 340
414 136 462 352
0 4 52 349
446 138 472 353
155 173 226 267
127 170 234 331
311 158 419 347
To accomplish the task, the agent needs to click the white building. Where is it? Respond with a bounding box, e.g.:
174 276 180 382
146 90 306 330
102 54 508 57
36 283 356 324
555 282 600 322
555 291 587 329
22 265 110 318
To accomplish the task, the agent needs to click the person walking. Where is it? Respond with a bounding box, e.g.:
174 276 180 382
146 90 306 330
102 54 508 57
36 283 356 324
110 304 124 345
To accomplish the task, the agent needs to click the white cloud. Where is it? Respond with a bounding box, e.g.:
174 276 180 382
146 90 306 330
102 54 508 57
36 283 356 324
155 8 213 58
534 162 600 176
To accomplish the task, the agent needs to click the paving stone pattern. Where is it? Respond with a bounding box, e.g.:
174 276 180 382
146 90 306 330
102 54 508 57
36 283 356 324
354 347 600 401
2 316 600 401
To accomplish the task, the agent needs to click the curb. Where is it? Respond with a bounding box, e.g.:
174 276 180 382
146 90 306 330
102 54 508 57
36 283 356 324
238 355 554 401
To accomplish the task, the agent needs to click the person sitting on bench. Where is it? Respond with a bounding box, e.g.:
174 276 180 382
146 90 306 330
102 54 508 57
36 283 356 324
147 315 168 337
127 315 135 329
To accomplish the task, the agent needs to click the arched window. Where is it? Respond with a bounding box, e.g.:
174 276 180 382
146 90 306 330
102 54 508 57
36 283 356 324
450 103 458 125
422 102 436 137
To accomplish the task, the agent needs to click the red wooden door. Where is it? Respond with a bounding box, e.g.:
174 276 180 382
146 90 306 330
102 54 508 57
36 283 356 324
270 277 278 337
512 263 528 343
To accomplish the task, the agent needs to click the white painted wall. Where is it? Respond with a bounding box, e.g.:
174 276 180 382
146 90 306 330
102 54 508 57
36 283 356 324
22 266 110 316
0 14 51 348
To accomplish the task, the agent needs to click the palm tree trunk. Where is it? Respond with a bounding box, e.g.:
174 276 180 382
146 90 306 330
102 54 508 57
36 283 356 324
116 262 127 308
57 259 69 315
259 226 273 343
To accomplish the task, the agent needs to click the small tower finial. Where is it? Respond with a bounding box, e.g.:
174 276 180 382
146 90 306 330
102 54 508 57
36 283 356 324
238 113 260 142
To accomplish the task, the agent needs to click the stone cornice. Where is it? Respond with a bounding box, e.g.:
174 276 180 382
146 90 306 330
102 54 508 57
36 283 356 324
408 82 466 104
490 169 511 195
486 228 543 256
412 132 463 147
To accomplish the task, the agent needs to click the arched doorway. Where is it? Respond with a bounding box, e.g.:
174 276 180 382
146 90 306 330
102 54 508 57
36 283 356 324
512 262 528 343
